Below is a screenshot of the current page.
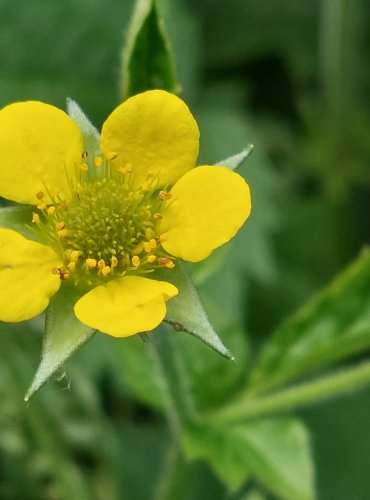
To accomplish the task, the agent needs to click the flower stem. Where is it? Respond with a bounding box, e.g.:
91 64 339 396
212 361 370 423
320 0 361 119
149 327 198 435
154 443 186 500
149 329 198 499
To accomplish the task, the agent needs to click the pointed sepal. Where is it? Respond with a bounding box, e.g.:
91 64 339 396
66 98 100 161
161 263 233 360
216 144 254 171
25 284 95 402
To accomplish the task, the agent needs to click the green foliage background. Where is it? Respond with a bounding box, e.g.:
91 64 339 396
1 0 370 499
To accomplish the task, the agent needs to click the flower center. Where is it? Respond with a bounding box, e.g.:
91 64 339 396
31 156 175 282
64 178 157 262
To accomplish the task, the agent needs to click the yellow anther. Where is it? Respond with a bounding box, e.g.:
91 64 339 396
130 192 142 202
55 221 65 231
53 267 70 280
58 203 69 212
47 205 56 216
147 255 157 264
37 202 47 211
101 265 111 277
111 255 118 268
154 213 163 220
143 239 157 253
118 162 133 175
32 212 40 224
94 156 103 167
159 190 172 201
36 191 44 200
67 261 76 272
145 228 156 240
86 258 97 269
57 229 68 237
98 259 106 269
70 250 80 262
107 151 117 161
80 163 89 171
131 244 143 255
132 255 140 268
159 258 175 269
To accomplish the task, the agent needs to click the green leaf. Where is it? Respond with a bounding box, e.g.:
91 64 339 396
182 422 252 491
120 0 178 100
25 284 95 401
162 264 233 360
66 98 100 160
240 490 266 500
0 205 36 239
215 144 254 171
183 418 315 500
250 249 370 393
241 418 314 500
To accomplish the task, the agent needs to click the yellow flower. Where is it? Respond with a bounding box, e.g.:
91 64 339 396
0 90 251 338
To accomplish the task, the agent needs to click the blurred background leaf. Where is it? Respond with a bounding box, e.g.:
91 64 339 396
120 0 178 99
183 418 314 499
249 249 370 394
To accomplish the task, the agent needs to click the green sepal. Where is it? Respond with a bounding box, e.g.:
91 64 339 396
159 263 233 360
0 205 36 240
120 0 179 100
25 284 95 402
182 418 315 499
66 98 100 161
216 144 254 171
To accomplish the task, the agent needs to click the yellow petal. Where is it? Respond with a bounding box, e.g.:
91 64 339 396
0 101 84 204
101 90 199 188
0 229 62 322
160 166 251 262
74 276 178 338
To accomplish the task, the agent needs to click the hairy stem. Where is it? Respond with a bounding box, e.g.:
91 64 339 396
213 361 370 423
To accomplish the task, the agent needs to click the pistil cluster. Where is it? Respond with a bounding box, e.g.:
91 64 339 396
31 155 176 283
